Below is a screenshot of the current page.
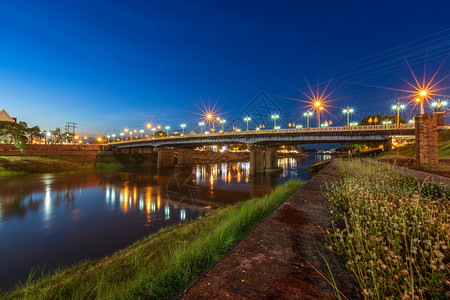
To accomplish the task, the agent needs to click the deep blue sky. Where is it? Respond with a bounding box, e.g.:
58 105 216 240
1 0 449 134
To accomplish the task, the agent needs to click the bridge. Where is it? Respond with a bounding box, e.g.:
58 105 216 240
111 124 417 174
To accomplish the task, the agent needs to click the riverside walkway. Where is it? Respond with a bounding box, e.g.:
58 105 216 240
181 159 361 299
363 158 450 187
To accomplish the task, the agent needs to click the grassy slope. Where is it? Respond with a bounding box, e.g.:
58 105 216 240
4 179 304 299
0 155 123 174
381 129 450 158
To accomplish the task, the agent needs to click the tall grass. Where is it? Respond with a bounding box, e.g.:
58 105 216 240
328 160 449 299
4 179 303 299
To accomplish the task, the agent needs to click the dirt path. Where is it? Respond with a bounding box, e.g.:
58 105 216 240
363 158 450 187
181 159 360 299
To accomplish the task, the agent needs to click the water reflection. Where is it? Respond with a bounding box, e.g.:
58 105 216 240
0 157 319 290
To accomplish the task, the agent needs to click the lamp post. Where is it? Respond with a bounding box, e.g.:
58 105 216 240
129 131 132 141
303 111 313 130
317 106 323 127
271 114 279 131
146 124 152 139
106 135 110 144
392 102 406 128
181 124 186 135
111 134 116 143
120 133 124 142
244 116 251 131
431 98 448 112
342 107 354 129
165 126 170 137
151 127 156 138
416 90 427 114
219 119 226 132
199 122 204 134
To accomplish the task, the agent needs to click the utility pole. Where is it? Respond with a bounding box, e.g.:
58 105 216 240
65 122 77 144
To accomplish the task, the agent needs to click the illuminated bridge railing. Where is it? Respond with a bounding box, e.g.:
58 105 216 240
111 124 415 145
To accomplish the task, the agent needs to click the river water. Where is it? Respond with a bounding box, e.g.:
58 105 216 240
0 154 331 290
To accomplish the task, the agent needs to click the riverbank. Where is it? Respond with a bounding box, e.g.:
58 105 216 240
182 158 361 299
2 179 304 299
0 155 124 175
327 159 449 299
0 151 310 176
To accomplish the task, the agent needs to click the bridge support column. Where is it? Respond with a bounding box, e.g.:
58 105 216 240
249 146 265 174
157 148 174 168
383 139 392 151
177 148 193 165
265 146 282 172
415 113 439 166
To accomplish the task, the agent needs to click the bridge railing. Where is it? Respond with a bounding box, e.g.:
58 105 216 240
110 124 414 144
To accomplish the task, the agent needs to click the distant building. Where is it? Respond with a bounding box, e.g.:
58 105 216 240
0 109 17 143
0 109 17 123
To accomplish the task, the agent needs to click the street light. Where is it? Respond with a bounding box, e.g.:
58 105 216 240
303 111 313 129
416 90 427 114
106 135 110 143
111 134 116 143
392 102 406 128
199 121 205 134
318 106 324 127
140 129 144 139
244 116 251 131
165 126 170 136
146 123 152 139
181 123 186 135
219 119 226 132
271 114 279 130
151 127 156 138
120 132 124 142
342 107 354 129
431 98 448 112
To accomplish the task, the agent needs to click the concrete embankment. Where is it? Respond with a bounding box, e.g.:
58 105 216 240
182 158 361 299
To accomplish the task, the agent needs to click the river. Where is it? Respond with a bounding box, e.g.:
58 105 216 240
0 154 331 290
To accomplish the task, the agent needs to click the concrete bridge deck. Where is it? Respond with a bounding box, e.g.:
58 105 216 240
112 124 415 148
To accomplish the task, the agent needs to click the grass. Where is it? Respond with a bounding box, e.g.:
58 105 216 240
304 159 332 175
381 129 450 159
327 160 449 299
4 179 304 299
0 155 126 175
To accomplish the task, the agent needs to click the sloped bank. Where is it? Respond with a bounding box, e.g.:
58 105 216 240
3 179 303 299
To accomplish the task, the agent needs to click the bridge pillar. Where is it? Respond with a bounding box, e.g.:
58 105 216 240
156 147 175 168
383 139 392 151
415 113 439 166
265 146 282 172
249 146 265 174
177 148 193 165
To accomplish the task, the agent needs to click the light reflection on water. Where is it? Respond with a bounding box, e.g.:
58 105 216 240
0 155 328 290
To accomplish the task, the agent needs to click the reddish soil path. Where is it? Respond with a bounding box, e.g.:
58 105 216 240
181 159 361 299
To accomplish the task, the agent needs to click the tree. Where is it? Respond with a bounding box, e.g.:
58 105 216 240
359 114 406 126
0 121 28 144
26 126 42 144
51 128 62 144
